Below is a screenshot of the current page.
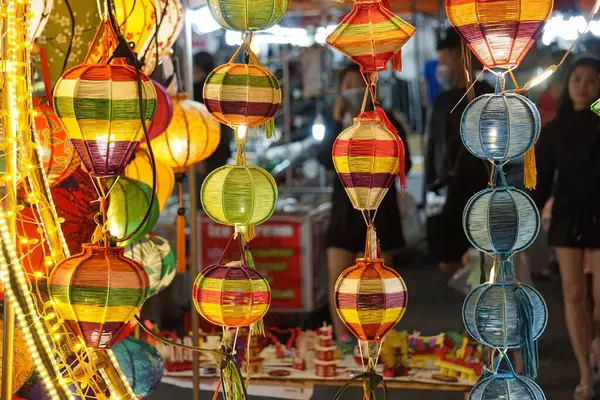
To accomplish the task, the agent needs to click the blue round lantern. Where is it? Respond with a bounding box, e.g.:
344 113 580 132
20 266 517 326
112 337 164 397
470 372 546 399
463 187 540 255
461 93 540 161
463 282 547 348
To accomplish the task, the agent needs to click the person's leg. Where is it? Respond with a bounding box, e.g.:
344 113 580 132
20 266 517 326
587 250 600 377
556 247 592 396
327 247 357 340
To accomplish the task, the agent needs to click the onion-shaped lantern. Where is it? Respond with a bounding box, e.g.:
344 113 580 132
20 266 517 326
461 93 540 161
326 0 415 72
112 336 164 397
446 0 552 69
124 234 176 297
149 94 220 173
146 80 173 141
125 149 175 212
203 62 281 132
48 244 150 348
463 187 540 255
193 240 270 327
332 110 405 211
592 98 600 116
463 282 547 348
34 102 80 187
53 62 157 177
207 0 287 31
107 177 160 246
30 0 53 44
0 322 34 394
201 164 277 228
469 372 546 399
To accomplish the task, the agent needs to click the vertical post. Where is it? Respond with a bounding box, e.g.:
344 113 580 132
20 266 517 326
282 50 292 188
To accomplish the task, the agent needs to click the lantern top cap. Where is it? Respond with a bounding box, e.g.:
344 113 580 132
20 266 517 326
80 243 125 256
355 256 385 264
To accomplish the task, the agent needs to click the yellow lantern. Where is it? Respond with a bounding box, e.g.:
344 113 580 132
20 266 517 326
115 0 157 55
125 149 175 212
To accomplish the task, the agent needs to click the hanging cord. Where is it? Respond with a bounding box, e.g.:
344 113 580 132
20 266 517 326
60 0 76 75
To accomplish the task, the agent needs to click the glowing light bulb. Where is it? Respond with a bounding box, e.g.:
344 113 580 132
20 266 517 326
237 125 248 140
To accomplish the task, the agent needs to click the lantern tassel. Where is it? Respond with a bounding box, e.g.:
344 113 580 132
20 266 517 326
515 284 538 379
264 119 276 139
176 210 186 274
373 107 407 190
524 147 537 190
243 225 256 242
392 49 403 72
244 246 265 336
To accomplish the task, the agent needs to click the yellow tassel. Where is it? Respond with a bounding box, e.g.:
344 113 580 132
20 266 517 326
243 225 256 242
176 213 186 273
250 320 265 336
524 147 537 190
264 119 276 139
91 224 104 244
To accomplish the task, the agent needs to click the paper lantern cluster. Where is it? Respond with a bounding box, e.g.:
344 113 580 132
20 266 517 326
460 89 548 394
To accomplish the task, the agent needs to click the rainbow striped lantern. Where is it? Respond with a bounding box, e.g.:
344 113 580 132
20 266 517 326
326 0 415 72
446 0 553 70
332 109 406 212
48 244 149 349
192 235 270 328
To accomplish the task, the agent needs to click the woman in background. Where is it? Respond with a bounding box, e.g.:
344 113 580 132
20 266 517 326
317 64 411 342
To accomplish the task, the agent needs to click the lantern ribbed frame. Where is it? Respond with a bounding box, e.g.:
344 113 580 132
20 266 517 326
112 336 164 397
201 164 277 227
592 98 600 116
146 80 173 141
48 244 150 349
334 258 407 342
125 149 175 212
34 102 80 187
53 63 157 177
461 93 540 161
207 0 287 31
203 63 282 128
332 114 403 211
149 95 221 174
124 234 176 297
193 262 271 327
469 373 546 399
446 0 552 69
463 187 540 255
463 282 547 349
326 0 415 72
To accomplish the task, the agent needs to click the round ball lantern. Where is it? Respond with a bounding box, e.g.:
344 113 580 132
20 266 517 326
107 177 160 246
463 187 540 255
53 62 157 177
48 244 150 349
332 111 405 211
193 259 271 328
463 282 547 348
149 94 220 173
334 258 407 341
112 336 164 397
124 234 176 297
145 80 173 141
446 0 552 69
206 0 287 31
33 102 80 187
203 63 281 129
469 373 546 400
125 149 175 212
201 164 277 228
0 321 34 394
461 93 540 161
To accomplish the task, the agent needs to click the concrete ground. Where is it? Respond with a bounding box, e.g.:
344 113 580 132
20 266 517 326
149 263 575 399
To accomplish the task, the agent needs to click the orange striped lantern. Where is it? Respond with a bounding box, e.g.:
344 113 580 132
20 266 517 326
326 0 415 72
332 108 405 211
446 0 553 69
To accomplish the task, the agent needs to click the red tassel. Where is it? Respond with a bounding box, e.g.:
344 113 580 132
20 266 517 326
392 49 403 72
374 107 407 190
176 213 186 274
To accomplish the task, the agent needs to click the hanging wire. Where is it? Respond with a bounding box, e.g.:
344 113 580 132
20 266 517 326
60 0 76 75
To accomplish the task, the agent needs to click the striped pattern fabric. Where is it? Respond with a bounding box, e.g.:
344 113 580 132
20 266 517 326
335 258 407 341
193 261 271 327
48 244 149 349
207 0 287 31
53 63 157 177
326 0 415 72
446 0 552 69
332 113 403 211
201 165 277 227
203 63 281 128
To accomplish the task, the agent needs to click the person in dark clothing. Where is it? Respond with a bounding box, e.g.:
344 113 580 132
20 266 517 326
317 64 411 340
424 28 492 276
531 56 600 400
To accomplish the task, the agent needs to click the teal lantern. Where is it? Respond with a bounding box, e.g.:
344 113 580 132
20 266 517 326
470 372 545 399
112 336 164 397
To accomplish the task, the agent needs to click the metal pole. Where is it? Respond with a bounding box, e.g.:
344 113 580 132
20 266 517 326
181 3 200 400
282 49 292 188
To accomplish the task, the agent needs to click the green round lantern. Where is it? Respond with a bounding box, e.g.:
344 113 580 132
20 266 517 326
124 234 176 297
207 0 288 32
201 165 277 227
107 177 159 246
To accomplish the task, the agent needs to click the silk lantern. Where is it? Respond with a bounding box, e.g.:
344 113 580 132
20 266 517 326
48 244 150 348
0 321 34 394
469 373 546 399
146 80 173 141
30 0 53 44
326 0 415 72
124 234 176 296
107 177 160 246
446 0 553 69
53 57 157 177
125 149 175 212
332 109 406 211
463 187 540 255
592 98 600 116
461 93 540 161
206 0 287 31
112 336 164 397
34 101 80 186
115 0 157 56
